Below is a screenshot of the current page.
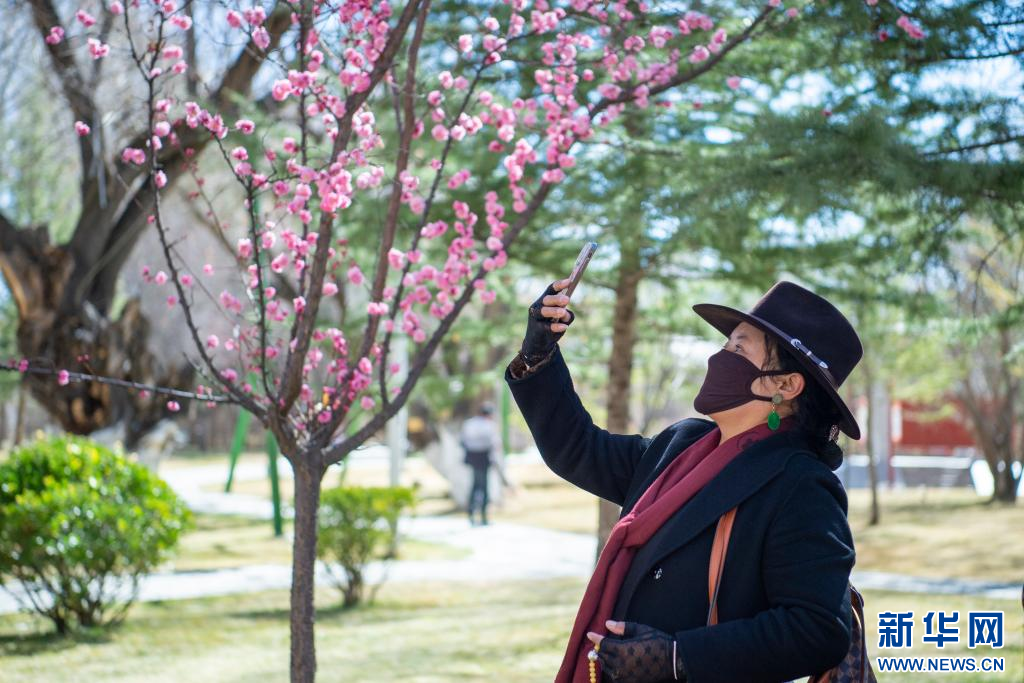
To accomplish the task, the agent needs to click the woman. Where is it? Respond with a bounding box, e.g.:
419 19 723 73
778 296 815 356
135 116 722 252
505 279 862 683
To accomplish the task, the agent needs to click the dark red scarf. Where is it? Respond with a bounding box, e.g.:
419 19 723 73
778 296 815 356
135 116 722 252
556 415 796 683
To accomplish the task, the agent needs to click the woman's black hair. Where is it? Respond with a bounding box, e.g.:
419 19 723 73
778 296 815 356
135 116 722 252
761 333 845 470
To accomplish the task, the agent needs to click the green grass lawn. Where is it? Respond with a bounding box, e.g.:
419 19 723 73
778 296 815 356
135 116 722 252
167 513 469 572
0 580 1019 682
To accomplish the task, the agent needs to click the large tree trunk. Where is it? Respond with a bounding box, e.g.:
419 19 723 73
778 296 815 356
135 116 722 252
0 225 190 445
958 329 1020 504
290 456 326 683
0 4 290 441
597 247 643 560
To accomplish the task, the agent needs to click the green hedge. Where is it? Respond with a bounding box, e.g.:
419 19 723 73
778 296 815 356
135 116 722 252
0 436 192 633
317 485 416 607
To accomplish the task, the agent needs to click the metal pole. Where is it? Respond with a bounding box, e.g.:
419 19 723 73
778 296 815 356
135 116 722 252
224 408 252 493
266 431 283 537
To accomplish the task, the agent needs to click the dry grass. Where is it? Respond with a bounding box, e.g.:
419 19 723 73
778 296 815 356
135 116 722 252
0 580 1018 683
847 487 1024 582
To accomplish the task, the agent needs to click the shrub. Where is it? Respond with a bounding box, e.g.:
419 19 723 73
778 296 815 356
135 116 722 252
317 485 416 608
0 435 192 633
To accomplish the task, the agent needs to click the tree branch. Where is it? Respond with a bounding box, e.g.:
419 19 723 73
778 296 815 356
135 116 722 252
27 0 97 188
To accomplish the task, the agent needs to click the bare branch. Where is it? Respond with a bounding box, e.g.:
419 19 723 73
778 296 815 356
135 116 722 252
0 364 234 403
27 0 97 192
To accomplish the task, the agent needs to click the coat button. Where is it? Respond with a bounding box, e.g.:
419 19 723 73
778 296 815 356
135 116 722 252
654 567 663 580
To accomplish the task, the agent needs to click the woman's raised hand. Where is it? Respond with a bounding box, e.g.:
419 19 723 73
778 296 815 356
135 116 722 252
519 278 576 365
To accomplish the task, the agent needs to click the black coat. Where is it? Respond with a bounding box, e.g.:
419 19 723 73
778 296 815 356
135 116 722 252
505 347 855 683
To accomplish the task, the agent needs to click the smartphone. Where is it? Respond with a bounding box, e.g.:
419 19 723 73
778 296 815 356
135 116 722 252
565 242 598 299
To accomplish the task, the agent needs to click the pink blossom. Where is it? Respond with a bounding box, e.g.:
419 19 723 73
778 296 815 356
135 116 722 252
74 121 90 136
76 9 97 27
293 296 307 314
271 253 289 273
458 34 473 53
438 71 454 89
272 80 292 101
57 370 70 386
167 400 181 412
387 248 405 269
226 9 243 28
253 27 270 50
122 147 146 165
244 6 266 25
45 26 64 45
323 282 339 296
206 335 219 349
180 273 193 287
480 290 496 304
768 0 782 6
360 395 375 410
166 295 177 307
154 170 167 188
203 263 214 275
170 15 192 30
236 119 256 134
689 45 710 64
786 7 799 18
347 265 365 285
162 45 184 61
358 357 372 374
896 15 926 40
87 38 110 60
109 1 124 15
221 368 238 382
237 238 253 259
18 359 29 373
155 270 168 285
231 146 249 161
727 76 742 90
367 301 389 316
318 409 332 423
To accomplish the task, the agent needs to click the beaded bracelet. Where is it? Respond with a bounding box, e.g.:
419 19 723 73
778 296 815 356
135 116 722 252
587 642 600 683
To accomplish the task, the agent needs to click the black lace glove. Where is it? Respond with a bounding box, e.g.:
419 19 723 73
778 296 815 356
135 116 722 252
597 623 686 683
519 282 575 365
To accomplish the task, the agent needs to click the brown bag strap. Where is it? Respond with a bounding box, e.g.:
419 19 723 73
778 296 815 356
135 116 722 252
706 507 737 626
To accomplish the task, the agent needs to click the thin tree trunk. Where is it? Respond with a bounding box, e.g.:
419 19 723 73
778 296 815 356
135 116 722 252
290 457 325 683
13 381 26 446
862 361 880 526
597 250 643 560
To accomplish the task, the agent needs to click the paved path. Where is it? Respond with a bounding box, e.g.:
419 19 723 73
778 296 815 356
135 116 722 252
0 516 594 614
2 455 1019 614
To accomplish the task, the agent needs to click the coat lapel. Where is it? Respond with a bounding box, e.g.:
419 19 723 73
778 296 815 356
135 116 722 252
615 428 811 613
620 418 717 516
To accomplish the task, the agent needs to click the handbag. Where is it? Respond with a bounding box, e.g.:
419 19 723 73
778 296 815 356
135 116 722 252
708 508 877 683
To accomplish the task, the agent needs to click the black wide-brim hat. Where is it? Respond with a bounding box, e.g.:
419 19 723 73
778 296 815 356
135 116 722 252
692 281 863 440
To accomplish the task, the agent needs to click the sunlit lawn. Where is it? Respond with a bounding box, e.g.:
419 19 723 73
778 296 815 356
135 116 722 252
0 580 1018 683
167 513 469 572
189 449 1024 581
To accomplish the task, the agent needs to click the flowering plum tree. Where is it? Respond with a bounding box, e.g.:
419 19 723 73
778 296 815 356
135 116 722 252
0 0 926 680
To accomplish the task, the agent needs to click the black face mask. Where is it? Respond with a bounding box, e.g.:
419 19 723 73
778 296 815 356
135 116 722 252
693 348 792 415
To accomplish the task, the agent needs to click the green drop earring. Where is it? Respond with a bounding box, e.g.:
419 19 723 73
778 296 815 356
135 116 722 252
768 393 783 430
